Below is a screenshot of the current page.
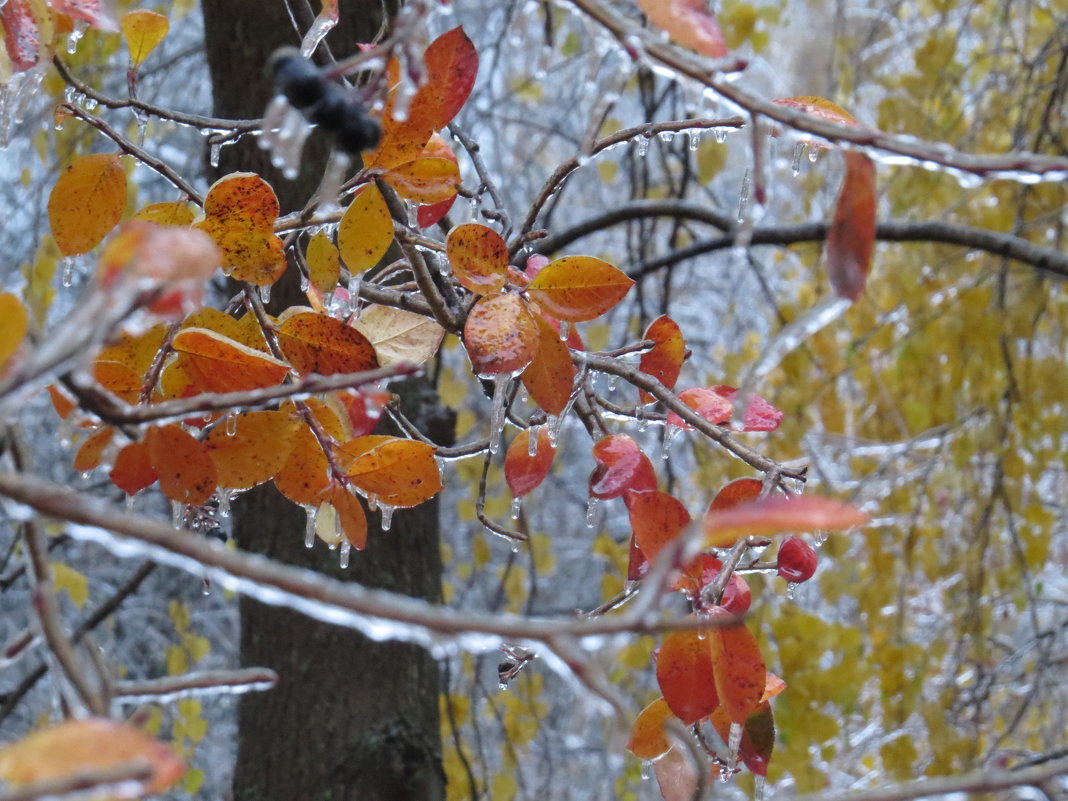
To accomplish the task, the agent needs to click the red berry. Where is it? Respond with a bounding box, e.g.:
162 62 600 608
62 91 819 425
777 536 817 582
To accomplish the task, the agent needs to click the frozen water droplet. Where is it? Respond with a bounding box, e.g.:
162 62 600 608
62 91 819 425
558 321 571 342
640 761 652 780
738 168 751 223
658 130 674 143
259 283 272 304
527 427 539 457
754 775 766 801
688 130 701 151
80 470 92 481
83 97 97 112
585 496 599 527
367 493 378 512
66 26 84 55
134 111 148 147
209 141 222 167
714 128 728 143
636 135 650 157
380 504 395 531
347 274 362 317
510 496 522 520
171 501 184 528
488 375 510 456
662 427 681 460
339 539 351 568
216 491 231 520
786 581 798 600
792 142 806 175
605 374 618 392
300 272 311 292
498 681 509 691
304 507 317 548
60 257 76 288
808 146 820 163
636 404 648 432
225 414 238 436
546 415 560 446
64 85 76 103
125 494 135 512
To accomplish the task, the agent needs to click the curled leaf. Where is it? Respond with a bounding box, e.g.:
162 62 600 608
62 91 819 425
827 151 877 301
704 495 868 549
588 434 657 500
172 327 290 393
627 697 675 760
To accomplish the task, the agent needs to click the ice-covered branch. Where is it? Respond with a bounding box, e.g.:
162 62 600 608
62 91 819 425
113 668 279 703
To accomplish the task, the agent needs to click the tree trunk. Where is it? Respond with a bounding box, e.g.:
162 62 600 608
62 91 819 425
199 3 446 800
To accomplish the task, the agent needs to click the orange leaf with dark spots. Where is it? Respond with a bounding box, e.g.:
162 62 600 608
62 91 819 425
274 422 332 506
638 315 685 403
827 151 877 301
708 614 766 725
521 314 576 415
146 424 217 506
589 434 657 499
48 154 127 257
463 292 539 375
504 427 555 498
276 310 378 376
626 697 675 760
704 495 868 548
527 256 634 322
447 223 508 295
383 157 461 205
337 436 442 508
194 173 285 286
172 328 290 393
656 629 720 725
628 490 691 563
109 440 157 495
93 360 143 404
206 411 301 490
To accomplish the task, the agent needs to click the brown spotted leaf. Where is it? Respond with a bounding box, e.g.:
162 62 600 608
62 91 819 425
146 424 217 505
708 615 766 725
273 421 332 506
656 628 719 725
171 327 290 393
206 411 302 490
628 490 691 563
447 223 508 295
527 256 634 322
276 310 378 376
48 154 127 257
336 435 442 508
194 173 285 286
463 292 539 375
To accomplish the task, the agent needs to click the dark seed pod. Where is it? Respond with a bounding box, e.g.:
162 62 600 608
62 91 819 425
304 83 349 130
336 105 381 154
268 47 325 110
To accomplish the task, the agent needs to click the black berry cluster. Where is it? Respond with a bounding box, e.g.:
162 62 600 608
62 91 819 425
267 47 381 155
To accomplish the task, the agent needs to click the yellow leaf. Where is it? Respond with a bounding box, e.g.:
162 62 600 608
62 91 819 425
121 9 169 67
51 562 89 608
383 157 461 204
48 154 127 257
337 183 393 274
0 292 28 370
132 201 195 226
194 173 285 286
306 231 340 293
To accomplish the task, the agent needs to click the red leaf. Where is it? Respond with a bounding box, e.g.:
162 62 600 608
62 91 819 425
709 477 763 511
51 0 118 31
827 152 877 301
637 0 728 59
1 0 43 71
463 292 539 375
666 387 733 429
521 314 576 416
504 427 555 498
628 490 691 564
656 629 719 725
709 615 766 724
588 434 657 499
417 195 456 228
704 495 868 549
109 440 158 495
638 315 686 403
710 386 784 431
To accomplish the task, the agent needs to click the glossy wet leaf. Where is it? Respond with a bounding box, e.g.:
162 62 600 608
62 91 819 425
194 172 285 286
109 440 157 495
628 490 691 563
710 477 764 511
588 434 658 499
146 424 217 505
504 427 555 498
73 426 114 472
337 183 393 275
48 154 127 257
827 151 877 301
638 315 686 403
0 717 184 793
656 628 720 725
93 360 142 404
638 0 728 58
172 327 290 393
1 0 49 71
337 435 442 508
352 304 445 367
704 495 868 548
666 387 733 428
417 194 455 229
383 157 461 205
447 223 508 295
709 617 767 725
206 411 302 490
527 256 634 322
521 313 576 415
329 485 368 550
463 292 539 375
276 310 378 376
773 96 859 126
132 201 196 227
626 697 674 760
654 746 703 801
0 293 28 370
121 9 168 67
306 231 340 294
273 422 332 506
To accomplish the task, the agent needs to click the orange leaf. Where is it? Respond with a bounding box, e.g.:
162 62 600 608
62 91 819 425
93 360 142 403
710 701 775 777
0 292 29 370
666 387 732 429
463 292 539 375
588 434 657 499
521 314 576 415
109 440 158 495
306 231 340 294
337 183 394 274
761 671 787 703
773 96 858 126
709 616 766 725
383 157 461 204
146 424 217 505
827 151 877 301
276 310 378 376
329 485 368 550
97 324 167 378
194 173 285 286
637 0 728 58
447 223 508 295
628 490 691 563
47 384 78 421
121 9 168 67
709 477 763 511
626 697 675 760
638 315 685 403
48 154 127 257
273 422 332 506
504 427 555 498
171 327 290 393
96 221 219 288
206 411 302 490
656 629 719 725
132 201 196 226
336 436 442 508
73 426 114 472
527 256 634 322
704 495 868 548
0 718 183 793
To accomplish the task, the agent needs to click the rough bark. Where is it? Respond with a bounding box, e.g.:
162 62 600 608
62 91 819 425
199 3 445 800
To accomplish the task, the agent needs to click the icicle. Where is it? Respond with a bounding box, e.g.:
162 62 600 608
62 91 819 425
171 501 184 528
133 109 148 147
585 496 599 527
379 504 395 531
339 539 351 568
737 168 751 223
636 404 648 432
714 128 729 143
640 761 652 780
487 375 510 455
527 426 539 457
786 581 798 601
299 272 311 292
510 497 522 520
688 130 701 151
728 721 743 763
658 130 674 143
605 374 618 392
225 414 238 436
558 321 571 342
209 141 222 167
546 414 561 447
791 142 806 175
304 507 317 548
61 257 77 288
754 775 766 801
635 135 650 157
84 97 97 111
808 146 820 163
216 492 231 520
66 26 85 54
258 283 272 304
346 273 362 317
300 11 338 58
366 493 378 512
125 494 135 512
662 427 681 460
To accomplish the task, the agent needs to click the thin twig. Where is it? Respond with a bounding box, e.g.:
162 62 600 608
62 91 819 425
113 667 278 702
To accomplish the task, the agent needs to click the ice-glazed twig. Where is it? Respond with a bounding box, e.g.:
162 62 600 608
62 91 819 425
113 667 279 703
